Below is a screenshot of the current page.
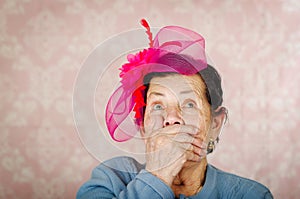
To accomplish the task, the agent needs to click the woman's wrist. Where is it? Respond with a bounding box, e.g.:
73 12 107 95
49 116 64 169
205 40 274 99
146 169 174 187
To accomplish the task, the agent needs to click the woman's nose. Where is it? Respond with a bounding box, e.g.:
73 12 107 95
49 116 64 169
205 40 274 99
163 108 183 126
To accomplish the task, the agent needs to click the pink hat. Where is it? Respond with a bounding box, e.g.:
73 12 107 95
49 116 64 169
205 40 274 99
106 19 208 142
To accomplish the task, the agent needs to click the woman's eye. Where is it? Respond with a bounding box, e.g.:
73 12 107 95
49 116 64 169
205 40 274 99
153 104 163 110
184 101 196 108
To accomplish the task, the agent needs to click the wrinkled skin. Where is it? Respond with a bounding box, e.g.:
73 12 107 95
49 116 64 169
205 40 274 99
141 73 225 197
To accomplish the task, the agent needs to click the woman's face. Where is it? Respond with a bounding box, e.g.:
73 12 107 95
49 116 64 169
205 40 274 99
143 73 212 138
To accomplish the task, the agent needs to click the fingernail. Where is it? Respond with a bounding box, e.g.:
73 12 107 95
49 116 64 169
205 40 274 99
200 142 207 149
200 149 207 157
199 152 207 160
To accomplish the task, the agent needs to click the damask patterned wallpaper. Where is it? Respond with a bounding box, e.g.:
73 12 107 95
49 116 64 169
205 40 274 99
1 0 299 198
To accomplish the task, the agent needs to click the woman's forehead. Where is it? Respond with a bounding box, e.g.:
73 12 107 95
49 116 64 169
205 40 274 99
148 73 206 94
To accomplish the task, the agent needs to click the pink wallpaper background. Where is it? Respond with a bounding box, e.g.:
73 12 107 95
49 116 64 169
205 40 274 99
1 0 299 198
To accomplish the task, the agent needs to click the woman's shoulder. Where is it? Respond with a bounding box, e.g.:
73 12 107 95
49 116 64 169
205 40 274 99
206 164 273 198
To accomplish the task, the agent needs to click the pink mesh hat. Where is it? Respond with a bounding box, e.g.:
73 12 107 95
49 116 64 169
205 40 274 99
106 19 208 142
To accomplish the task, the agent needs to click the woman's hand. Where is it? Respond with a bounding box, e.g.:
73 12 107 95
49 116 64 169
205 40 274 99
144 124 207 186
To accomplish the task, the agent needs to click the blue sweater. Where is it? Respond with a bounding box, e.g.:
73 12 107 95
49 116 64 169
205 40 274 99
77 156 273 199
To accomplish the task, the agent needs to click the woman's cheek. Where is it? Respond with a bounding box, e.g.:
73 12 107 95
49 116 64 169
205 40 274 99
144 113 164 135
182 111 200 126
182 113 207 136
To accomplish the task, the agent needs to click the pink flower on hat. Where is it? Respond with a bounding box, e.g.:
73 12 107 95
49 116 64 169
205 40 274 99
119 48 161 125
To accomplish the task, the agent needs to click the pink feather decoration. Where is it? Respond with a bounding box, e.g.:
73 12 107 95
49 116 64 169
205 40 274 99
140 19 153 48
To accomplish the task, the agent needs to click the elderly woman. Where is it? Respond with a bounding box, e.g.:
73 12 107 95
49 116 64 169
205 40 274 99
77 20 273 199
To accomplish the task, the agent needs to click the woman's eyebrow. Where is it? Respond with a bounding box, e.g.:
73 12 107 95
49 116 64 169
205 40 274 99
180 90 194 94
148 91 165 98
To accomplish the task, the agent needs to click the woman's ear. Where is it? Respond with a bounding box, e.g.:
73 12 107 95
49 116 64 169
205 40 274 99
210 107 227 140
